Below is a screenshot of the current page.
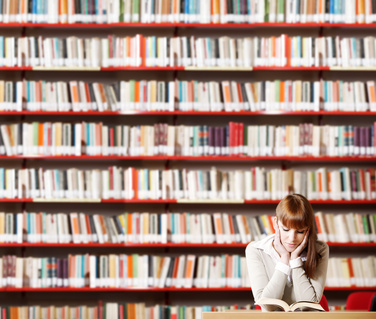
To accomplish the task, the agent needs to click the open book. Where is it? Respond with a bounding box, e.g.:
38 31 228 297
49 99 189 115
256 297 325 312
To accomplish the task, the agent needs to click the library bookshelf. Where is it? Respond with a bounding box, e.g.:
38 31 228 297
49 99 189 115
1 11 376 316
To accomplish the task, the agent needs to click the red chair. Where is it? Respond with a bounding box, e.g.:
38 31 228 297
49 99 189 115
346 292 376 311
319 294 329 312
254 295 329 311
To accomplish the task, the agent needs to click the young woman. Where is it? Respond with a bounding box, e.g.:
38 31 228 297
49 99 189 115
245 194 329 311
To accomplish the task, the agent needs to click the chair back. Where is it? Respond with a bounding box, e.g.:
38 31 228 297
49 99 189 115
319 294 329 312
346 292 376 311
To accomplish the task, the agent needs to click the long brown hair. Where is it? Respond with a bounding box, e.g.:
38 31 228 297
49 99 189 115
276 194 320 279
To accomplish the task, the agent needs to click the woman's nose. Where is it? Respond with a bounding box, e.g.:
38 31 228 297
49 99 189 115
289 231 296 241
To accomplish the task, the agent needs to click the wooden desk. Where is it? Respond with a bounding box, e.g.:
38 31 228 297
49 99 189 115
203 311 375 319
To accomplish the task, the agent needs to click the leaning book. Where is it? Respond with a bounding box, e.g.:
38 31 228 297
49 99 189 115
256 297 325 312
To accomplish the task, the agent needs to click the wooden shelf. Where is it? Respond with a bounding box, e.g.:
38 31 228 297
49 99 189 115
0 242 374 248
1 286 375 292
1 198 376 204
1 111 375 116
0 155 375 162
1 66 376 71
1 22 376 28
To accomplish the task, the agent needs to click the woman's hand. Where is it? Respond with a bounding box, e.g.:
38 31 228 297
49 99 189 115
291 231 309 260
273 219 290 265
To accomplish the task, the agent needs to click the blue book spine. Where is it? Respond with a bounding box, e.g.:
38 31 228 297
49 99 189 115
297 36 302 66
81 255 85 285
334 0 338 20
54 38 59 63
94 0 99 17
185 0 190 22
330 0 334 22
55 170 60 195
27 213 31 238
86 123 90 151
0 36 4 65
37 0 41 20
145 168 149 197
179 81 183 104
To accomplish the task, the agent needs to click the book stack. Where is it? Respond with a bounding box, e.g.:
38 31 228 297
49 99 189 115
1 121 375 157
0 253 250 289
0 303 252 319
2 35 376 69
1 210 374 245
1 79 376 113
315 212 376 243
1 0 376 25
0 166 375 201
327 256 376 287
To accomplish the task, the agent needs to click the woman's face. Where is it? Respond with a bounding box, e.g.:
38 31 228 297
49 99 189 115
277 220 308 253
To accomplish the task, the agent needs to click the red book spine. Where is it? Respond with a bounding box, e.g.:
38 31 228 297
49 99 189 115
109 127 114 150
228 122 233 155
85 214 92 241
109 166 114 196
98 300 103 319
108 35 113 60
234 122 239 155
238 123 244 155
132 168 138 199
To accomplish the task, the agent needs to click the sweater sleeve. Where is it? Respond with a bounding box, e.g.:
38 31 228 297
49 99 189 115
291 242 329 302
245 244 288 304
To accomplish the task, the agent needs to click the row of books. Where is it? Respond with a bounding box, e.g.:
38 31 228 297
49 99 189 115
2 34 376 68
1 211 375 244
327 256 376 287
1 0 376 24
0 303 249 319
1 254 376 289
0 166 375 201
1 122 375 157
315 212 376 243
0 254 250 288
1 79 376 113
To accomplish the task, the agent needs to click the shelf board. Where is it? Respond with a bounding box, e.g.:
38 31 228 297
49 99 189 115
2 22 376 28
32 66 101 71
0 155 375 162
0 111 375 116
32 198 101 203
184 66 253 71
330 66 376 71
1 199 376 204
1 286 375 292
0 287 251 292
2 66 376 71
0 242 374 248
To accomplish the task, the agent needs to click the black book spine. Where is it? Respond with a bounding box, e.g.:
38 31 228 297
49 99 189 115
165 257 175 287
89 215 97 242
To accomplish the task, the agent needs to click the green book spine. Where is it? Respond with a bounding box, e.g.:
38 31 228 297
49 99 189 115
275 80 280 103
362 215 370 236
132 0 140 22
277 0 285 22
130 80 135 104
120 0 124 22
132 254 138 279
265 0 269 22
